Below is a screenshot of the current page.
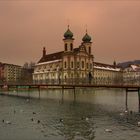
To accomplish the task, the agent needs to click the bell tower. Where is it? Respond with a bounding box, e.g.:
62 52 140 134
82 30 92 54
63 25 74 52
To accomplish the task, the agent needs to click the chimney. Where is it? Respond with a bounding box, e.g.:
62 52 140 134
43 47 46 57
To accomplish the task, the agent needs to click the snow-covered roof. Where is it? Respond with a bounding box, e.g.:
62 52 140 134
94 66 120 71
36 59 62 66
94 62 121 71
131 65 137 70
124 64 140 72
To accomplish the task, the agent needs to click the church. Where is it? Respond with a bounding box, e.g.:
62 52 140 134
33 26 122 84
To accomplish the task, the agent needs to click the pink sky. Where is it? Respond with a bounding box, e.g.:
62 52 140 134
0 0 140 65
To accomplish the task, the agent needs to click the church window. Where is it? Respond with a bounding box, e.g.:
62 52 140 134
71 73 73 78
65 43 67 51
70 43 73 51
90 63 92 69
77 62 79 68
82 73 84 78
64 61 67 68
87 63 88 69
89 47 91 54
82 61 84 69
71 61 74 68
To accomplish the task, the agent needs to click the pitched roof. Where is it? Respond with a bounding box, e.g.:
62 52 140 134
94 62 121 71
73 48 79 54
127 65 140 71
0 62 21 67
38 51 64 63
38 46 91 64
94 62 115 68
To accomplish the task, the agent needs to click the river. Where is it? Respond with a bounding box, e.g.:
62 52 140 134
0 88 140 140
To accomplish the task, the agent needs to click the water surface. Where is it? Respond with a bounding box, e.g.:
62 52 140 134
0 88 140 140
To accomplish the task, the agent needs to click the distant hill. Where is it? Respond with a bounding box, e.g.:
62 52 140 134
117 60 140 68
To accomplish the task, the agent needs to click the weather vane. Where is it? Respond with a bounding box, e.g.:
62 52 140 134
67 19 70 28
85 24 88 33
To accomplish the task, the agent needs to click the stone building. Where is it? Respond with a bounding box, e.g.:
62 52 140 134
123 64 140 85
94 62 123 84
0 62 34 84
33 27 123 84
0 63 22 83
33 26 94 84
0 62 4 83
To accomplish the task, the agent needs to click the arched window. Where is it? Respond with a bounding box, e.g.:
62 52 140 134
64 61 67 68
90 63 92 69
82 61 84 69
88 47 91 54
71 73 73 78
87 63 89 69
71 61 73 68
77 62 79 68
70 43 73 51
65 43 67 51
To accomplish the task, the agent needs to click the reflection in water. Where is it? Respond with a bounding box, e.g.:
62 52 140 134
0 88 140 140
55 103 95 140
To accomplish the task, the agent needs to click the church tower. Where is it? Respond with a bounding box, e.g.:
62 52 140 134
82 30 92 54
63 25 74 52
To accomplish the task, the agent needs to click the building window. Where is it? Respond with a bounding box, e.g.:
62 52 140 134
82 61 84 69
87 63 88 69
90 63 92 69
65 43 67 51
70 43 73 51
64 61 67 68
71 61 73 68
71 73 73 78
82 73 84 78
89 47 91 54
77 62 79 68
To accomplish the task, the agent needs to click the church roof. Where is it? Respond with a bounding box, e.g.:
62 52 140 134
38 47 88 64
64 26 73 39
82 33 91 42
38 51 63 63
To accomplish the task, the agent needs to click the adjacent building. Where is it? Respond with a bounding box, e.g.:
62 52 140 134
0 62 34 84
94 62 123 84
123 64 140 85
0 63 22 83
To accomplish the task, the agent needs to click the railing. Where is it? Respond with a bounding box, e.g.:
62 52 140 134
0 77 140 86
32 77 124 85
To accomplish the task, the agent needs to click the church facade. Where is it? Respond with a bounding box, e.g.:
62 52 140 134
33 27 122 84
33 27 94 84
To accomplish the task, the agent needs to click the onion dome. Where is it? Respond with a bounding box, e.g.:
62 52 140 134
82 32 91 42
64 25 73 39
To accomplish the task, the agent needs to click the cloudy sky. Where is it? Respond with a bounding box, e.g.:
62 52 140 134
0 0 140 65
